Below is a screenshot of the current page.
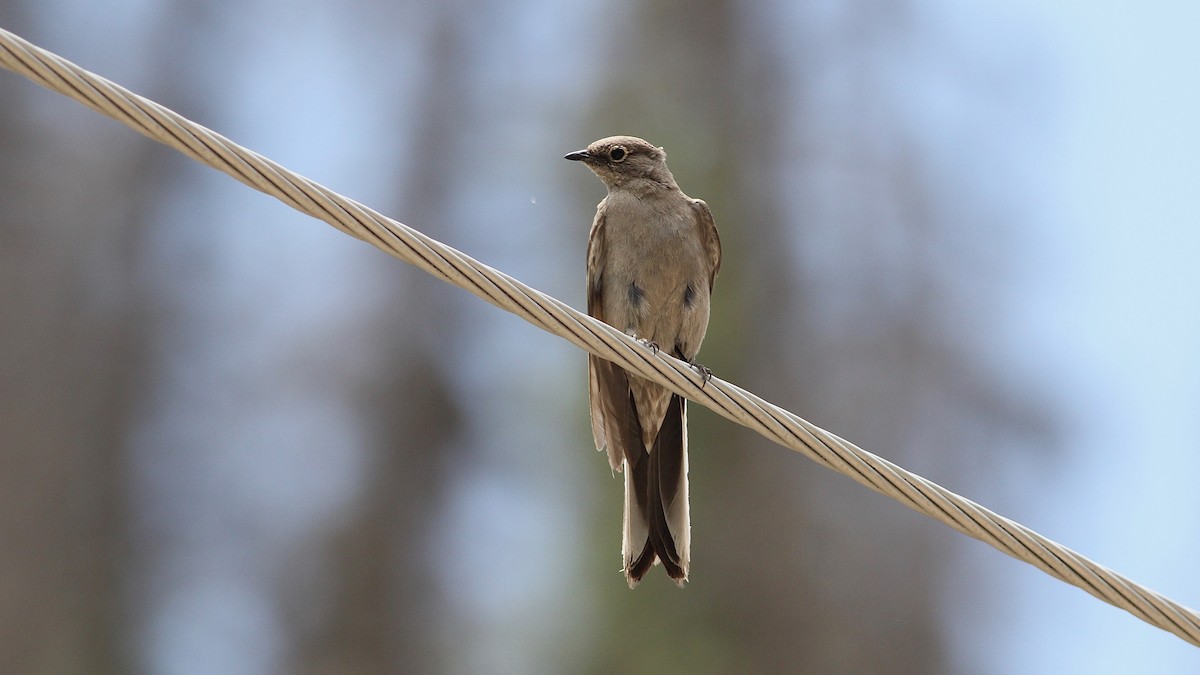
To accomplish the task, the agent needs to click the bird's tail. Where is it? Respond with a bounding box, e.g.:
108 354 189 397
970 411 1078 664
623 394 690 587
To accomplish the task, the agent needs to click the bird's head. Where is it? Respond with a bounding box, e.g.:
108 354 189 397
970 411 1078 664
564 136 676 190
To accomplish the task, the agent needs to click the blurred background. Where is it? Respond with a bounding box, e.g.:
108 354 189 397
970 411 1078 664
1 0 1198 672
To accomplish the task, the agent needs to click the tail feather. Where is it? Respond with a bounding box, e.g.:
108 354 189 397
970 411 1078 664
623 394 690 587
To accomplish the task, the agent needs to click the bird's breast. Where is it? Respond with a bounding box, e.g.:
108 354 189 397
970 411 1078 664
599 193 711 348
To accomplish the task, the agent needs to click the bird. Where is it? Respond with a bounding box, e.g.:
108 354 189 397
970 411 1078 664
565 136 722 587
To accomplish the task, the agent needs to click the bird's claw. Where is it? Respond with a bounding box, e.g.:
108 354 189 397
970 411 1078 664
637 337 660 355
690 361 713 387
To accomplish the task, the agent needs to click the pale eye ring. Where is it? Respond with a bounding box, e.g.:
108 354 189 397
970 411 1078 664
609 146 627 162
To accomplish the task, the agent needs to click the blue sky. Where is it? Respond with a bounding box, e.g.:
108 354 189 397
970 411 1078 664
978 2 1200 671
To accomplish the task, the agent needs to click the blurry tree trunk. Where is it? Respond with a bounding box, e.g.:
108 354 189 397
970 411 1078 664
0 10 153 672
286 4 468 672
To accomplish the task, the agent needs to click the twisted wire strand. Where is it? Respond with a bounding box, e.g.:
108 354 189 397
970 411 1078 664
2 26 1197 646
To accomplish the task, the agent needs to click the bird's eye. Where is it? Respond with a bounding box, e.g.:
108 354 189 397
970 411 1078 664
609 146 627 162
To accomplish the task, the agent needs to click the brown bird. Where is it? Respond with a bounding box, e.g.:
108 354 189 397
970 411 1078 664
565 136 721 587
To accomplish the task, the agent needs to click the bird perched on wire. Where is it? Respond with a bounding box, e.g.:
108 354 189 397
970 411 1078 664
565 136 722 587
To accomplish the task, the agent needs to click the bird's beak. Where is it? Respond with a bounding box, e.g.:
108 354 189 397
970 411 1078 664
564 150 591 162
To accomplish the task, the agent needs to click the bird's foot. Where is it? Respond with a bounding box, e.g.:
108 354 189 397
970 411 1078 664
689 360 713 387
636 337 660 355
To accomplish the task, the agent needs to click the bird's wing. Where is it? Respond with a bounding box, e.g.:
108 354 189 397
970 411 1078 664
586 203 628 471
691 198 722 290
586 200 607 320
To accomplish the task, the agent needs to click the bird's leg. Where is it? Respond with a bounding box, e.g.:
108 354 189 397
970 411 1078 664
689 359 713 387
